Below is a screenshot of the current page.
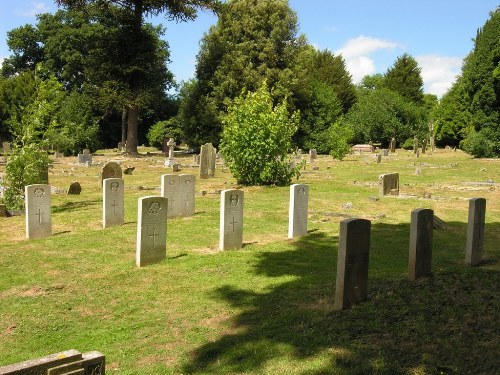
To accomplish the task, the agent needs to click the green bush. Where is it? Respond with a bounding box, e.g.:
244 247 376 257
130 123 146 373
460 129 495 158
146 118 183 149
401 138 415 150
220 82 300 186
325 119 354 160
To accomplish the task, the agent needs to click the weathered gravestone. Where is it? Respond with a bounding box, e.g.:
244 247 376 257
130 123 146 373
136 196 168 267
309 149 317 162
0 203 7 217
375 154 382 164
179 174 195 217
465 198 486 266
413 136 418 154
162 137 170 156
288 184 309 238
25 184 51 240
78 153 92 164
117 141 125 151
199 143 216 179
123 167 135 175
408 208 433 280
0 349 105 375
161 174 181 218
100 161 122 185
164 138 177 167
103 178 124 228
67 182 82 195
379 173 399 196
422 138 427 153
334 218 371 310
382 149 389 156
193 154 200 165
390 137 396 153
220 189 243 250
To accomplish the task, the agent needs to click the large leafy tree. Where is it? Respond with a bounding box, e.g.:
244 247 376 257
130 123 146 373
384 53 424 104
55 0 221 154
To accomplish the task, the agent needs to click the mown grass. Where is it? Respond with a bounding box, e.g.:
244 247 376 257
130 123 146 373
0 148 498 374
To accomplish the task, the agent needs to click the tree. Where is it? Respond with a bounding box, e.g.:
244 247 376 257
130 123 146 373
384 53 424 104
55 0 220 155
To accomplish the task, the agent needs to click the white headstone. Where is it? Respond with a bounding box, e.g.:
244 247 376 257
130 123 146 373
25 184 51 239
179 174 195 217
160 174 181 218
220 189 243 250
288 184 309 238
103 178 124 228
136 196 168 267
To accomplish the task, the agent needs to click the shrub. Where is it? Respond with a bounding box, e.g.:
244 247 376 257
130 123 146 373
220 82 300 186
147 118 183 149
325 119 354 160
460 129 495 158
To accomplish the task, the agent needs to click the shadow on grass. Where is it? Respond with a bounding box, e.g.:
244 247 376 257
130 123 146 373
183 223 500 374
52 200 101 213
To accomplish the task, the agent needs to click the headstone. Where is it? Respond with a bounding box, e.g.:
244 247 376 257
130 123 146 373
179 174 195 217
103 178 124 228
78 153 92 164
379 173 399 196
309 149 317 161
422 138 427 153
430 135 435 152
465 198 486 266
136 196 168 267
160 174 181 218
390 137 396 153
25 184 51 239
162 137 169 156
0 349 105 375
413 136 418 154
2 142 10 153
408 208 433 280
334 218 371 310
200 143 216 179
220 189 243 250
375 154 382 164
124 167 135 175
83 149 90 155
100 161 122 185
193 154 200 165
85 160 91 168
288 184 309 238
163 138 177 166
67 182 81 195
382 149 389 157
172 164 181 172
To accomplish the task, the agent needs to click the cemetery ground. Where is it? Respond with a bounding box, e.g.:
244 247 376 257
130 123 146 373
0 148 499 375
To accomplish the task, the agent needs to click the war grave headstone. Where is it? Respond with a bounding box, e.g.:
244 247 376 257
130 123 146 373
220 189 243 250
408 208 433 280
465 198 486 266
382 149 389 156
136 196 168 267
103 178 124 228
100 161 122 185
0 349 105 375
379 173 399 196
200 142 216 179
164 138 177 167
334 218 371 310
161 174 181 218
288 184 309 238
25 184 52 240
179 174 195 217
67 182 82 195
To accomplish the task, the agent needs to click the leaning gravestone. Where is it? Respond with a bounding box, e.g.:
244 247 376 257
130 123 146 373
465 198 486 266
160 174 181 218
220 189 243 250
334 218 371 310
408 208 433 280
136 196 168 267
179 174 196 217
67 182 81 195
288 184 309 238
103 178 124 228
100 161 122 185
199 143 216 179
379 173 399 196
25 184 51 240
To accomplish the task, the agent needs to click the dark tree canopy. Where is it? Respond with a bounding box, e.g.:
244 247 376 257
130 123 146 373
384 53 424 104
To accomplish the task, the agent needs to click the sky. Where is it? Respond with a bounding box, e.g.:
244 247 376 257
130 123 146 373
0 0 499 98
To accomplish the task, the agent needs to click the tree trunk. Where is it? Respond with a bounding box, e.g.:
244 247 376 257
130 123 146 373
121 108 127 144
126 106 139 155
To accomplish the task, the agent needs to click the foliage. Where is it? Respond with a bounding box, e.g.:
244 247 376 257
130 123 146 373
325 119 353 160
384 53 424 104
460 128 496 158
146 118 183 149
220 82 300 186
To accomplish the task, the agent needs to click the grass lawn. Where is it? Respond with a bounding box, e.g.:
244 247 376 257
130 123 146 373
0 148 498 374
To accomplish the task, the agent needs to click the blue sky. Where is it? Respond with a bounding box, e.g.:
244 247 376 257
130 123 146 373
0 1 498 97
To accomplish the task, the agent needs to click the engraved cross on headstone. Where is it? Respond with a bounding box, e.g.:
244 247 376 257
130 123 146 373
231 217 237 232
36 208 44 225
111 200 117 214
149 227 159 248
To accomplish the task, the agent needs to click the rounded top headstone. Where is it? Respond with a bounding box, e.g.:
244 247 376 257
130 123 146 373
100 161 122 185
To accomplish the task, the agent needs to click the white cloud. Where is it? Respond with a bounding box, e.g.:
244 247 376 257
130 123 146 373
0 58 5 68
344 56 376 83
416 55 463 97
323 25 338 33
16 2 51 17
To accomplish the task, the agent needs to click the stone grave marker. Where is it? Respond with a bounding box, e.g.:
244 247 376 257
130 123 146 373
382 149 389 156
172 164 181 172
334 218 371 310
78 153 92 164
200 142 216 179
465 198 486 266
179 174 195 217
160 174 181 218
375 154 382 164
163 138 177 167
288 184 309 238
162 137 169 156
118 141 125 151
0 349 105 375
103 178 124 228
422 138 427 153
309 149 317 162
220 189 243 250
136 196 168 267
408 208 433 280
390 137 396 152
25 184 51 240
413 136 418 154
67 182 81 195
100 161 122 185
83 149 90 155
379 173 399 196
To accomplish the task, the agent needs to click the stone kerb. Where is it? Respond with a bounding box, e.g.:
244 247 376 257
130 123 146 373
136 196 168 267
408 208 433 280
379 173 399 196
103 178 124 228
100 161 122 185
288 184 309 238
465 198 486 266
220 189 244 250
25 184 52 240
334 218 371 310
